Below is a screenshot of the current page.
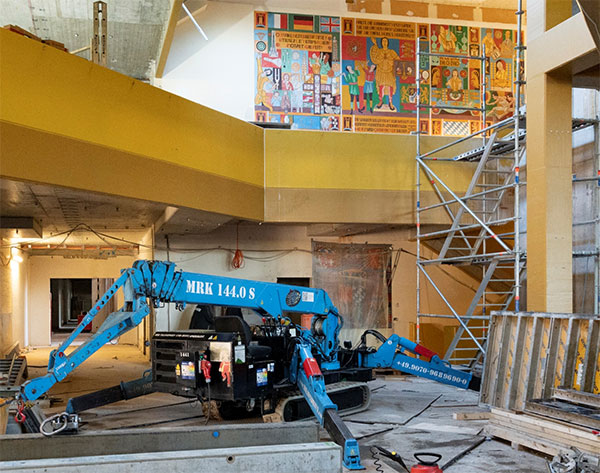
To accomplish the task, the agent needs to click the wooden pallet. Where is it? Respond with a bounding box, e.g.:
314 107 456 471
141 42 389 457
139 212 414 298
485 408 600 456
526 398 600 430
553 387 600 409
481 311 600 411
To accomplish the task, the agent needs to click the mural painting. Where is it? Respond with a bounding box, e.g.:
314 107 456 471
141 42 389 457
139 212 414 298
255 11 518 136
254 12 342 131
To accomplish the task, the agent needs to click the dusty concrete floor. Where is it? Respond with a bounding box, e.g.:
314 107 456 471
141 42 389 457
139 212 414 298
23 345 549 472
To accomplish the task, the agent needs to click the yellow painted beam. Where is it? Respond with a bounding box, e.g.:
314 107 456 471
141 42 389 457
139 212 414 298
528 12 596 77
0 28 264 220
0 29 264 187
156 0 183 78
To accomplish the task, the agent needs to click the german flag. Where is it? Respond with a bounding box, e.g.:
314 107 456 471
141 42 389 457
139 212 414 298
293 15 314 31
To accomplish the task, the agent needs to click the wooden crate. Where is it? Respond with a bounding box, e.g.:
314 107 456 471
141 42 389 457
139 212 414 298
481 311 600 411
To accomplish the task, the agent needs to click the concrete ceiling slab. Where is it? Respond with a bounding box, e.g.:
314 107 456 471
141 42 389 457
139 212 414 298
0 178 167 234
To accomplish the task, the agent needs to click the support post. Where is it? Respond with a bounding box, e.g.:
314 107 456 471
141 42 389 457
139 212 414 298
526 0 573 312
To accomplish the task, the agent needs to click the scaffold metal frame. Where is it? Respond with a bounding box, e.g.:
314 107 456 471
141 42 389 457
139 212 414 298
415 2 527 367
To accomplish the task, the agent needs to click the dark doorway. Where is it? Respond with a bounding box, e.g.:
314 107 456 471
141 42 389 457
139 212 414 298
50 278 92 335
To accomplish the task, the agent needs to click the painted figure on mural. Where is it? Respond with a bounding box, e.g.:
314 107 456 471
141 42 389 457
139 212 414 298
370 37 398 111
447 69 463 93
438 26 457 53
310 52 333 80
343 65 361 113
470 69 481 89
482 30 500 59
360 64 376 113
500 31 514 57
309 53 322 75
431 67 442 88
281 73 294 112
488 91 515 120
255 57 273 111
494 60 510 88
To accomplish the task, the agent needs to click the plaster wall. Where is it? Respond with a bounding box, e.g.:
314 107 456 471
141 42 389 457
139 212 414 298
154 224 480 353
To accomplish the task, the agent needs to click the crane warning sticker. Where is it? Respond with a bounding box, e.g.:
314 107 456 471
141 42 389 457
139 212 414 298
181 361 195 380
256 368 268 386
301 291 314 302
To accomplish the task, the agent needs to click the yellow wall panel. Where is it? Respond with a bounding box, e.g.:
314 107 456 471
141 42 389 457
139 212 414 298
265 129 476 191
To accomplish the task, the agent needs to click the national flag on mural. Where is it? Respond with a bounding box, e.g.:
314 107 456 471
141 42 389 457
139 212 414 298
269 13 287 30
293 15 314 31
319 16 340 33
342 36 367 61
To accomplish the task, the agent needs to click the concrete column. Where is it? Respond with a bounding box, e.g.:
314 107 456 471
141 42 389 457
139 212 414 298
526 0 573 312
0 248 14 354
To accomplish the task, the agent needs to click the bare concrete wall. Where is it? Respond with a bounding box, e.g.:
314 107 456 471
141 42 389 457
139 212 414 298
153 224 480 351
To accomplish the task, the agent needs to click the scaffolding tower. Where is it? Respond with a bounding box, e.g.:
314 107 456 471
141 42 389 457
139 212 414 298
415 4 526 368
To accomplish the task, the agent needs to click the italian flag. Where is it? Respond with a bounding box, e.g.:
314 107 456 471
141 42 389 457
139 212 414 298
271 13 287 30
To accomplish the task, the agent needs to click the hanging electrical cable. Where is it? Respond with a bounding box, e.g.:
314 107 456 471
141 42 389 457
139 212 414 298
231 223 245 269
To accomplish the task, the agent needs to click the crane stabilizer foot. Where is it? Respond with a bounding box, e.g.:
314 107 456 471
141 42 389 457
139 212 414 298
323 408 364 470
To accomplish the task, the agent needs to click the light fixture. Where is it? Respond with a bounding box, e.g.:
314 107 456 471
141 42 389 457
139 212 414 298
11 247 23 263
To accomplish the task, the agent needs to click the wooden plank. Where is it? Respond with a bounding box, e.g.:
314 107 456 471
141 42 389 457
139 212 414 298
489 411 600 451
2 25 41 42
560 318 581 388
525 399 600 430
582 319 600 393
0 398 7 435
484 424 562 456
453 411 491 420
493 315 515 407
488 417 599 453
507 314 528 409
488 418 599 454
524 315 544 408
483 312 600 410
542 317 562 398
490 408 600 441
480 314 502 405
553 387 600 408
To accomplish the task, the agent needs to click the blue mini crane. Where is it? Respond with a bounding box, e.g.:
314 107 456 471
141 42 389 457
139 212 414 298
20 260 478 470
